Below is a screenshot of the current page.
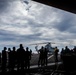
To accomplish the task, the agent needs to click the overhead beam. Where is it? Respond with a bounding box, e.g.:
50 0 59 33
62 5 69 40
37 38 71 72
32 0 76 14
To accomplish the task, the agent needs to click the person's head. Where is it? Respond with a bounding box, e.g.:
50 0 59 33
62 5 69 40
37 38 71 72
8 48 11 51
4 47 7 50
65 46 68 49
41 46 44 49
20 44 23 48
26 47 29 51
55 46 57 49
62 48 64 50
13 47 16 51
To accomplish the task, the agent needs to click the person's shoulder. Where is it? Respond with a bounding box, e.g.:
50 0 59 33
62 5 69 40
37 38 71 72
17 48 20 51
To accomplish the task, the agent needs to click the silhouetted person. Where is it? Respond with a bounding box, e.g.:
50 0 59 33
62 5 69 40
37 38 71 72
17 44 25 71
64 46 70 54
29 49 32 60
0 52 1 65
0 52 1 71
38 46 44 67
44 48 48 66
73 46 76 54
25 47 31 69
60 48 65 60
2 47 7 72
11 47 16 71
8 48 12 71
54 47 59 63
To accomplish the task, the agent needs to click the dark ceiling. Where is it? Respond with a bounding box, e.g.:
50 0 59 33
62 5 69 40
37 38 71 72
32 0 76 14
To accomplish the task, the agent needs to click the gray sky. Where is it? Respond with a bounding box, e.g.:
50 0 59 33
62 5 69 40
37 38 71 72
0 0 76 52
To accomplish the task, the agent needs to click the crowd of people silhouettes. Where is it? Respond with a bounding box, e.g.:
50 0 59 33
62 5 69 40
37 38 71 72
0 44 32 72
0 44 50 72
38 46 49 67
0 44 76 74
60 46 76 73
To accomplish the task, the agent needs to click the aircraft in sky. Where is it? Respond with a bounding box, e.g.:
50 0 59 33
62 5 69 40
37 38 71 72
23 0 31 11
24 1 29 4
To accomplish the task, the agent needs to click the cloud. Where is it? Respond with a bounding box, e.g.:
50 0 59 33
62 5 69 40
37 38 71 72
0 0 76 52
0 0 9 13
52 12 76 32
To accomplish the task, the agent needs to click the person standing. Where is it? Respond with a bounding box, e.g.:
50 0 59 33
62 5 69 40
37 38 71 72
2 47 7 72
54 47 59 63
17 44 25 71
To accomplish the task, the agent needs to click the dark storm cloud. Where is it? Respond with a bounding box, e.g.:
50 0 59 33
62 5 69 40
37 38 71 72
0 29 43 42
0 29 18 41
0 0 10 13
52 12 76 32
54 19 72 32
69 27 76 33
0 29 15 36
14 33 43 42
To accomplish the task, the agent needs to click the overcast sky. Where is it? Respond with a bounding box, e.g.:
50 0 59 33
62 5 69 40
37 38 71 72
0 0 76 52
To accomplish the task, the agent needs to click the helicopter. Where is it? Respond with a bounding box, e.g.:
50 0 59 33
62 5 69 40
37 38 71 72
29 42 56 54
